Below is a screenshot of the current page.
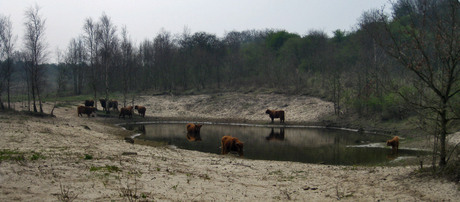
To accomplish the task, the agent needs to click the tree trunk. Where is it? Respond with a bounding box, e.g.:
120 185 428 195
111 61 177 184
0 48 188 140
439 107 447 166
7 78 11 109
105 63 109 113
0 92 4 110
36 82 43 113
26 76 31 112
93 90 98 109
32 79 37 113
73 67 78 95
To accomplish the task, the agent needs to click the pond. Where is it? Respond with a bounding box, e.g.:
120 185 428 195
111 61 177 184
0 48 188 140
123 122 429 166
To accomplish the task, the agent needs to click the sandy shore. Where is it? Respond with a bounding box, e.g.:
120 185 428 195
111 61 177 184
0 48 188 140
0 93 458 201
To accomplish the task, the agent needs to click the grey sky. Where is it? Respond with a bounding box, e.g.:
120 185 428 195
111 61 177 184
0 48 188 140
0 0 390 62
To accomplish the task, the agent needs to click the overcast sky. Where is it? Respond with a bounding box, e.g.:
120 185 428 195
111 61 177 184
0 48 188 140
0 0 390 62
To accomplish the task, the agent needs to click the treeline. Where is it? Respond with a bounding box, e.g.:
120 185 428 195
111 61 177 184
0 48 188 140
0 1 458 122
0 5 416 118
51 15 407 119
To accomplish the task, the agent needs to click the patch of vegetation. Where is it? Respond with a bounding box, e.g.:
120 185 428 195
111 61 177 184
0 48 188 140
21 111 46 117
54 102 74 108
30 152 46 160
84 154 93 160
45 94 92 103
269 170 283 175
0 149 25 162
90 165 121 173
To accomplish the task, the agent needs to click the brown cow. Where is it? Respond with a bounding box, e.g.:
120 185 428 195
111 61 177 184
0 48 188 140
265 109 285 123
221 135 244 156
99 99 118 111
186 123 202 134
134 105 146 117
386 136 400 152
84 100 94 107
119 106 133 119
110 100 118 111
77 106 96 117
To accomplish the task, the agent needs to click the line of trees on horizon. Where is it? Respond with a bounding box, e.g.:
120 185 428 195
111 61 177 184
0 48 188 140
1 1 459 167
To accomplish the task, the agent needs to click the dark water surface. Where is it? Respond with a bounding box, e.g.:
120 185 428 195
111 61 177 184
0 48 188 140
123 122 428 165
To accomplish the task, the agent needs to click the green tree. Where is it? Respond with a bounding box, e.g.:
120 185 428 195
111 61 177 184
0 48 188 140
361 0 460 167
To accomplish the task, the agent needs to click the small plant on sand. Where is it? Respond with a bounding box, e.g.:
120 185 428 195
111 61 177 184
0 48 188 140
57 182 78 202
119 171 143 202
30 152 46 160
171 183 179 190
84 154 93 160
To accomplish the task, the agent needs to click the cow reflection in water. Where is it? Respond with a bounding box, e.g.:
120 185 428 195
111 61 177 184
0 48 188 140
185 123 202 142
386 152 399 161
266 128 285 141
137 125 146 134
186 132 202 141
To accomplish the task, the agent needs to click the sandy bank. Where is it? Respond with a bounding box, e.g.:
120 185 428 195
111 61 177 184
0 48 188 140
0 93 458 201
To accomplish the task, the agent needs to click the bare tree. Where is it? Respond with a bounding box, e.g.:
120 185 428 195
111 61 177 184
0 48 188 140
20 51 32 112
138 39 154 90
66 37 86 95
55 48 68 96
96 13 117 112
120 26 135 107
83 17 100 109
23 5 48 113
0 15 17 109
361 0 460 167
153 30 175 92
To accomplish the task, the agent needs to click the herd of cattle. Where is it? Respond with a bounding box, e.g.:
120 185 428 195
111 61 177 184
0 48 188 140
77 99 146 119
78 98 286 123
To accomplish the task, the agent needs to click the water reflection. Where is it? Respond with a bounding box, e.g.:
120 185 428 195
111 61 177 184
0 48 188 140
386 153 399 161
266 128 285 141
186 132 202 141
124 123 429 165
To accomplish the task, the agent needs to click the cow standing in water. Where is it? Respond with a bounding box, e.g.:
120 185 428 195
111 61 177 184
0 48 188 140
221 135 244 156
386 136 400 153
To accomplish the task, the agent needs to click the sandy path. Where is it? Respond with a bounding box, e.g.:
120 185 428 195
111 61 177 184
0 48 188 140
0 93 458 201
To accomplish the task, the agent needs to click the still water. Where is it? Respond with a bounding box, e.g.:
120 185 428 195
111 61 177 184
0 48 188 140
124 122 427 165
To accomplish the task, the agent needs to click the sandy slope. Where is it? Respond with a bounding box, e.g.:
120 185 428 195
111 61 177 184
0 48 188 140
0 93 458 201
